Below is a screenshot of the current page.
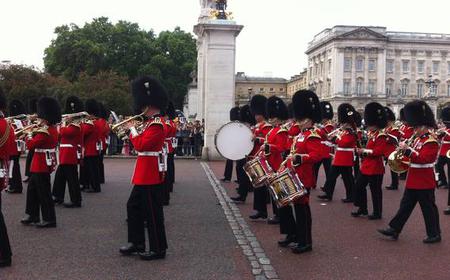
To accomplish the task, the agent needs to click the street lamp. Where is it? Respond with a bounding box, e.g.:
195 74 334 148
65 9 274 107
247 87 253 100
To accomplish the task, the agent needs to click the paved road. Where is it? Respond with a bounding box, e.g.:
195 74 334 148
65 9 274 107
1 159 251 280
209 161 450 280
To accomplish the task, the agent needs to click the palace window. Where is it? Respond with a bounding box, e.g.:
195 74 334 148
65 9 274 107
356 58 364 72
328 60 332 74
368 60 376 72
344 58 352 72
447 62 450 75
259 88 264 93
417 61 425 74
368 80 376 95
279 88 284 92
447 84 450 96
269 88 274 92
386 60 394 73
402 61 410 73
343 80 351 95
386 80 393 96
433 62 440 74
417 82 424 98
401 80 409 96
356 79 364 95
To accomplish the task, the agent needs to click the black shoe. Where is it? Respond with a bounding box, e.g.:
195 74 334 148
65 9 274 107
139 251 166 260
249 212 267 220
120 243 145 256
230 196 246 203
0 258 11 267
385 185 398 190
84 189 99 193
6 189 22 194
22 177 29 183
278 235 296 248
20 216 39 225
35 221 56 228
220 178 231 182
317 194 331 201
63 202 81 208
437 181 448 188
234 180 239 183
423 235 441 244
368 214 382 220
351 209 368 217
267 216 280 225
441 185 450 189
291 244 312 254
53 198 64 205
377 227 399 240
341 198 353 203
443 208 450 215
163 201 169 206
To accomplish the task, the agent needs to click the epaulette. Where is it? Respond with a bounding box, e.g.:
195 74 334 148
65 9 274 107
165 120 172 127
149 117 164 127
36 126 50 135
277 127 288 134
263 122 273 129
424 134 438 145
377 129 386 137
69 123 81 128
84 120 94 126
307 129 322 139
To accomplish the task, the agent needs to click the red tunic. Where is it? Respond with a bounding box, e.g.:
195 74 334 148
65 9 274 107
286 122 300 151
250 121 272 157
439 128 450 157
385 125 401 158
0 118 15 189
26 126 58 173
96 118 110 153
405 132 439 190
400 124 414 141
164 120 177 154
130 117 167 186
82 119 101 157
332 129 357 167
317 121 335 159
58 124 82 165
264 126 288 171
360 130 391 175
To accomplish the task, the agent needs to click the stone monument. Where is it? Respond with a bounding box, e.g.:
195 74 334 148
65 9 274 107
194 0 243 160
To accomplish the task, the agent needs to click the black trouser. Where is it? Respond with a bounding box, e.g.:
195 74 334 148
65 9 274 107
314 157 331 183
82 156 101 192
236 158 250 200
223 159 233 181
253 186 269 214
354 174 383 216
99 152 105 184
9 155 22 192
25 150 34 177
389 189 440 237
389 170 399 188
127 185 168 253
0 192 12 260
354 157 360 179
278 199 312 246
323 166 355 200
52 164 81 204
25 173 56 222
167 153 175 189
436 156 450 185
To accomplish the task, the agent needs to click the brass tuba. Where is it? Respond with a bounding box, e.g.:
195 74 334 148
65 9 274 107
111 110 148 140
387 133 417 174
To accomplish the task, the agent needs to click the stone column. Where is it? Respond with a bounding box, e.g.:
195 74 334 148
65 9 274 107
194 21 244 160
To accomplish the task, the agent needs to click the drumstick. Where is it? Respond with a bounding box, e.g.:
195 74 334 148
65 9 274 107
290 202 297 223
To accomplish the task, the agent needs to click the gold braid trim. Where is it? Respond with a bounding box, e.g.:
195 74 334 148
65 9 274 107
0 125 10 148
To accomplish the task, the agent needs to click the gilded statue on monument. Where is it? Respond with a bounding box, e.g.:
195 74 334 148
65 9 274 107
199 0 232 21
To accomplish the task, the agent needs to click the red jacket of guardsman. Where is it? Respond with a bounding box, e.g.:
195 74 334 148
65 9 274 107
0 118 15 189
26 125 58 173
332 128 357 166
404 132 439 189
251 121 272 157
130 116 167 185
164 119 177 154
264 125 288 171
96 118 110 153
360 130 392 175
385 124 401 158
400 123 414 141
438 128 450 157
58 123 82 165
286 121 300 151
286 127 325 189
82 118 101 157
317 120 335 159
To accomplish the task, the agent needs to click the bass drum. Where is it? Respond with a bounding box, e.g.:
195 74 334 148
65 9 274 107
215 121 254 161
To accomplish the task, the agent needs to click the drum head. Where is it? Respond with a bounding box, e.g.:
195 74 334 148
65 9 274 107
215 122 254 160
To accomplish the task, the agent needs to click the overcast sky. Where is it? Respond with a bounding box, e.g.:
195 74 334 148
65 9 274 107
2 0 450 79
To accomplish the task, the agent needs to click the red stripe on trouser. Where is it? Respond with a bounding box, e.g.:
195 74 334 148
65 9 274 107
148 190 160 252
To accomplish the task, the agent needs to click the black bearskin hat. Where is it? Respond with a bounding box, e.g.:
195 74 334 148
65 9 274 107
85 99 99 115
441 107 450 123
166 102 176 120
28 99 38 114
354 111 362 127
399 108 405 122
292 90 322 123
338 103 356 124
403 100 436 128
364 102 387 129
240 105 256 126
97 103 109 119
288 103 294 119
9 100 26 116
384 107 396 122
250 95 267 118
65 96 84 114
266 96 288 121
320 101 333 120
37 97 61 125
0 87 6 111
229 106 240 121
132 75 168 112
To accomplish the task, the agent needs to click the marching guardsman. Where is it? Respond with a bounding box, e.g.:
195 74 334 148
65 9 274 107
23 99 38 183
97 103 110 184
351 102 392 220
252 96 288 224
80 99 102 193
314 101 334 183
384 107 401 190
52 96 83 208
0 88 16 267
318 103 357 202
162 102 177 205
120 75 169 261
231 105 256 203
248 95 272 220
6 100 27 193
21 97 61 228
436 107 450 189
221 106 240 182
278 90 325 254
378 100 441 243
399 108 414 141
353 111 363 179
284 104 300 155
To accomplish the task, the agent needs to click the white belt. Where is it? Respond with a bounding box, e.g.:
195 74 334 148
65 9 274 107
138 151 160 157
442 141 450 144
336 148 354 152
410 163 435 168
59 144 74 148
35 148 56 153
165 138 173 141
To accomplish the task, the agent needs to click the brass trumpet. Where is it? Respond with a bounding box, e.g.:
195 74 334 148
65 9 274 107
111 110 148 140
14 124 40 140
61 111 89 126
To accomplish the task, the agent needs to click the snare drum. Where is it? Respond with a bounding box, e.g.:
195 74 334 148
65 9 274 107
243 155 273 188
267 168 307 208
